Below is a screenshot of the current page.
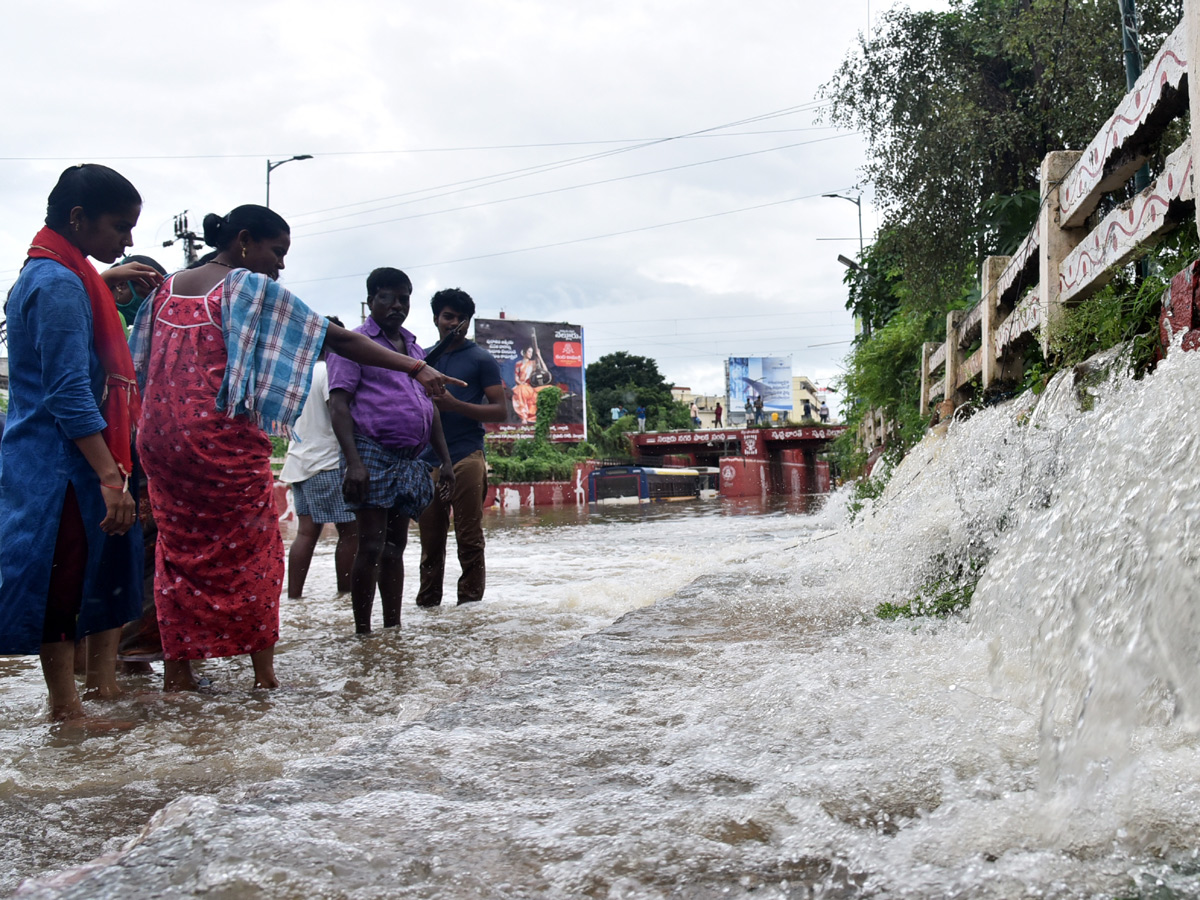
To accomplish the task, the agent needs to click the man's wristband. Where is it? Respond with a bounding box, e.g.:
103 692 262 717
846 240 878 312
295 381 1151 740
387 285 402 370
409 360 427 378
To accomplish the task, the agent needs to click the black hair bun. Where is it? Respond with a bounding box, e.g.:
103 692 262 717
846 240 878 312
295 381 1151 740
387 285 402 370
201 213 226 248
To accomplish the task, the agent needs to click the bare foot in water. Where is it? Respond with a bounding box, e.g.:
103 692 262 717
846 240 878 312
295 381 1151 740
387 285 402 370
53 715 137 733
162 659 205 692
49 698 86 722
81 684 124 702
49 703 135 732
250 647 279 690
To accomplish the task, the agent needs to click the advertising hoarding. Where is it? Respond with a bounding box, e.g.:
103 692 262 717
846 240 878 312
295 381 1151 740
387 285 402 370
473 318 586 441
727 356 793 412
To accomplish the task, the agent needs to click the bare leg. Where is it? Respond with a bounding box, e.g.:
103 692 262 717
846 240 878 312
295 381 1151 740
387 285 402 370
250 647 279 689
379 513 409 628
350 507 389 634
334 520 358 594
163 658 200 692
40 640 85 721
287 514 322 599
83 627 123 700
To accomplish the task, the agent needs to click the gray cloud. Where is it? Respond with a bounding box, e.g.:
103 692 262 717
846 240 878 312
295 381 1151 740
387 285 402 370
0 0 946 406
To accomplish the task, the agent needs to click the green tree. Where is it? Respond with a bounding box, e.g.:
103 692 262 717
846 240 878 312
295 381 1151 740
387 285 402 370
585 351 691 433
823 0 1181 310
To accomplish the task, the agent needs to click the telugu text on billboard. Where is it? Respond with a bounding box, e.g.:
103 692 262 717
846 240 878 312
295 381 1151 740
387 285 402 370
727 356 792 411
474 318 586 441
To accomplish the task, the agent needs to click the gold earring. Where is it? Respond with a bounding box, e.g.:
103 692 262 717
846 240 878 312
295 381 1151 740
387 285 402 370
241 246 247 259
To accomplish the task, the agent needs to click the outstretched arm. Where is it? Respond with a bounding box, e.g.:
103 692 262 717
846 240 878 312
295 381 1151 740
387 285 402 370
323 324 465 396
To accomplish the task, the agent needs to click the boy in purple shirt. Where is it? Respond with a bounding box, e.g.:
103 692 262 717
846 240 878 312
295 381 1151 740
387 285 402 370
328 268 456 633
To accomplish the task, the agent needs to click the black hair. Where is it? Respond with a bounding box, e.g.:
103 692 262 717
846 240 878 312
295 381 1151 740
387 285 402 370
366 267 412 296
116 254 167 276
430 287 475 319
202 205 289 251
326 315 345 328
189 251 218 269
45 164 141 232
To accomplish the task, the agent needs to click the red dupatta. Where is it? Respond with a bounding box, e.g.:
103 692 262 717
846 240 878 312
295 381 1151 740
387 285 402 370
26 226 141 484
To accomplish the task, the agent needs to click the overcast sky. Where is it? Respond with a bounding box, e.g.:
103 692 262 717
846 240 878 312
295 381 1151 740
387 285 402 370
0 0 950 405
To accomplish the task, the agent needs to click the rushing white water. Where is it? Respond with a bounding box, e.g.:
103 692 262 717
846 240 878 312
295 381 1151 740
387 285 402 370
7 346 1200 898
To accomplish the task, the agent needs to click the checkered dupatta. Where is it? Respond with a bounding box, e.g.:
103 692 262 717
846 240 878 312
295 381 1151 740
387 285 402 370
215 269 328 437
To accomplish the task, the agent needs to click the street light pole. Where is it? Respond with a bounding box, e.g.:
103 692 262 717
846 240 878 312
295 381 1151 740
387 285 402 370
822 192 863 260
265 154 313 208
824 192 868 337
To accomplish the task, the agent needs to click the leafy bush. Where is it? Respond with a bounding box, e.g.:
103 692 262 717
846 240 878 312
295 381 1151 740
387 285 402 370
487 385 593 483
845 463 891 522
876 555 984 620
534 386 562 444
588 415 637 457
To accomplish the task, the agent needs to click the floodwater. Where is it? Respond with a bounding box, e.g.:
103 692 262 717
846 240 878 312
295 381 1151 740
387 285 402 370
7 345 1200 898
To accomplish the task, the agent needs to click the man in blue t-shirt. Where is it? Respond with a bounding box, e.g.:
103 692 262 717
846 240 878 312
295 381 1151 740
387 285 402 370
416 288 506 607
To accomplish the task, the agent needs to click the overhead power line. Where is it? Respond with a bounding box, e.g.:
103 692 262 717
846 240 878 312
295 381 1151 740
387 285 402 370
0 124 832 165
294 132 859 236
288 102 830 219
286 187 853 286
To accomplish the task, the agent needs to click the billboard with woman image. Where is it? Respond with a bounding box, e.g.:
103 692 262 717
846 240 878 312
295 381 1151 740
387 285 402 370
473 318 586 441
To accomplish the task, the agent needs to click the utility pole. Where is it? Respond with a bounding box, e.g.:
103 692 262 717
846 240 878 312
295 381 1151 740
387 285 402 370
162 211 201 267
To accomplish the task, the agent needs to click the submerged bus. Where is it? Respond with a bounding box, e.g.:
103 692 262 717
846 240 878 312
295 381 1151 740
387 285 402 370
588 466 719 504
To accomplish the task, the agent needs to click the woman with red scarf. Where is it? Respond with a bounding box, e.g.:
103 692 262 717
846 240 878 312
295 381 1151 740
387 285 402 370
0 164 151 722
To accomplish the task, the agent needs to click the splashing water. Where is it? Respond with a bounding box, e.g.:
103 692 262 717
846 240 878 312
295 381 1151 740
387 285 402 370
10 348 1200 899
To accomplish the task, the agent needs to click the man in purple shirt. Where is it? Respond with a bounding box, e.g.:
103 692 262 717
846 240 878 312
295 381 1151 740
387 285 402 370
328 268 456 634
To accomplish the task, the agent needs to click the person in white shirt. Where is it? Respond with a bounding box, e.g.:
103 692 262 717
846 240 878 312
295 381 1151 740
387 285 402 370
280 317 359 598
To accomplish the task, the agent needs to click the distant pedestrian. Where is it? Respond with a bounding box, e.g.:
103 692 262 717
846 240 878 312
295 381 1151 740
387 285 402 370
635 405 647 432
744 397 754 426
819 400 830 424
610 406 620 422
754 395 764 425
713 402 722 427
690 401 700 427
803 398 812 421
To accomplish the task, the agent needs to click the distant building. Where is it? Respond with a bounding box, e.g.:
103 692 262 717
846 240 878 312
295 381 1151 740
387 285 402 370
669 387 725 428
792 376 821 422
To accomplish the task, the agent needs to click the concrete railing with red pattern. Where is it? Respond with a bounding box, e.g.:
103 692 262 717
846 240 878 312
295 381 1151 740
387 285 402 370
917 7 1200 421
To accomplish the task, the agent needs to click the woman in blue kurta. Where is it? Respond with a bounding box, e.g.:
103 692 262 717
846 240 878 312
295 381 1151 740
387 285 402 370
0 165 150 721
